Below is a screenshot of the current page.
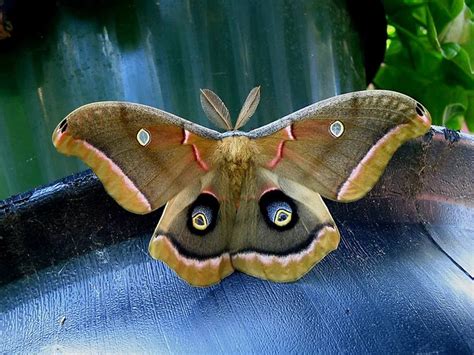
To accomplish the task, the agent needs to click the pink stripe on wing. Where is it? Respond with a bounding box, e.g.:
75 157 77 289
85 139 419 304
285 125 295 140
232 225 338 266
154 234 230 269
267 140 285 169
80 140 152 213
182 129 191 144
336 125 404 200
192 144 209 171
182 129 209 171
266 125 295 169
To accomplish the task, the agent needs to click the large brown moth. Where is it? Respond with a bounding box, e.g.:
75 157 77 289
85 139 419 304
52 88 431 286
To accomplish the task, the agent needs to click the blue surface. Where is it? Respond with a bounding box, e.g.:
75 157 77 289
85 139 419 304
1 221 472 353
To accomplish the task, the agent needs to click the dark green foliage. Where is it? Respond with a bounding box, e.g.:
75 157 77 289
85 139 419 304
376 0 473 131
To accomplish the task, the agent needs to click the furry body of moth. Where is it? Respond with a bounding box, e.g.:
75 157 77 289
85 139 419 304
53 87 431 286
214 136 260 203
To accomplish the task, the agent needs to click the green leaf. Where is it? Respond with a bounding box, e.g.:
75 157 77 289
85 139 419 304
374 64 430 97
443 103 467 129
438 3 473 43
420 84 468 128
429 0 465 30
378 0 474 131
442 43 474 77
426 6 442 50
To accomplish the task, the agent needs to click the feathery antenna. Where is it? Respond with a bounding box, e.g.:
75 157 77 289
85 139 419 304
200 89 232 131
234 86 260 130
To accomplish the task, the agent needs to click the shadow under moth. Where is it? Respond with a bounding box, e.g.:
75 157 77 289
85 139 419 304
52 88 431 286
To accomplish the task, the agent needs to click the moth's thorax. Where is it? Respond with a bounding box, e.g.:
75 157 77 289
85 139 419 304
214 136 259 201
215 136 258 165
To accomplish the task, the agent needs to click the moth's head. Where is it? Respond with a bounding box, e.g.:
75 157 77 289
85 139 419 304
200 86 261 132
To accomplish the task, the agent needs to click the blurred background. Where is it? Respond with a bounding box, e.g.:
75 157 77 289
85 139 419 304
0 0 472 200
0 0 373 200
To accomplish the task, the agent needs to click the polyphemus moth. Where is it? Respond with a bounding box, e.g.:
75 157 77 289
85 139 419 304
52 88 431 286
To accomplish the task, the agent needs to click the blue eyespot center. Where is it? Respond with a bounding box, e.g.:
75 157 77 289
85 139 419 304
194 214 206 226
188 193 219 235
267 201 293 227
191 207 212 231
259 190 298 231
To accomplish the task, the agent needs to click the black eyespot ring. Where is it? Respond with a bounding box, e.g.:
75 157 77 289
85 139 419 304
259 190 298 231
187 193 219 236
415 102 425 116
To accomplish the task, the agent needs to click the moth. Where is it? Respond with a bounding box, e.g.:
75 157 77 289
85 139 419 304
52 88 431 286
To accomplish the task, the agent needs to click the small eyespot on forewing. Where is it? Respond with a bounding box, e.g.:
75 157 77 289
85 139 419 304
329 120 344 138
136 128 151 146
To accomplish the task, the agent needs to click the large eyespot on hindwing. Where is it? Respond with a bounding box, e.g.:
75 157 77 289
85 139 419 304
259 190 298 231
187 193 220 236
